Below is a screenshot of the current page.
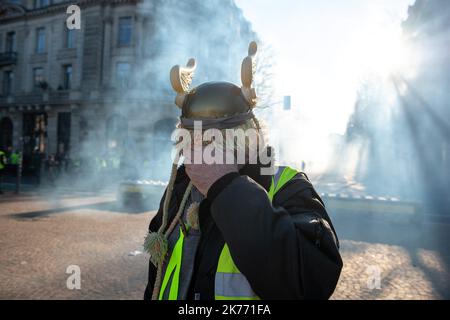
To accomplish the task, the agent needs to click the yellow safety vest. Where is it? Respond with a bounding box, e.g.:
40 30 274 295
10 153 20 165
0 151 6 170
158 166 299 300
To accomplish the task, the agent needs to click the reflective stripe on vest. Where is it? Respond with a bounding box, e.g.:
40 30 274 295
215 243 260 300
158 166 299 300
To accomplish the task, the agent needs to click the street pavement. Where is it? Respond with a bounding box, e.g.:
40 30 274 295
0 190 448 300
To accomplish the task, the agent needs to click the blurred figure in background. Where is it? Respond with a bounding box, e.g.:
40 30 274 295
55 152 67 176
0 148 7 194
31 150 43 186
45 154 58 186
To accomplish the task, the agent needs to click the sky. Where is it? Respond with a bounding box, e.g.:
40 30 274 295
235 0 416 136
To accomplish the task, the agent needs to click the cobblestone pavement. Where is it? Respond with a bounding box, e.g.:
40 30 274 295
332 240 449 299
0 191 449 300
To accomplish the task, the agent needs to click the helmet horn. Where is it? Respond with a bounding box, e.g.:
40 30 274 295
170 58 196 108
241 41 258 107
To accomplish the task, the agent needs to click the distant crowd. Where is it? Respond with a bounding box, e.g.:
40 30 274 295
0 147 20 193
0 147 154 191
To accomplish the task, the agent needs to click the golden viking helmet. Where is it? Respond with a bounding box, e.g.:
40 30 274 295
170 41 258 129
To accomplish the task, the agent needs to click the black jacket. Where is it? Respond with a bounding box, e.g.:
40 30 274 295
144 164 342 300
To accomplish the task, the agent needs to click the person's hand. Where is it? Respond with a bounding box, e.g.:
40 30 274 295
183 144 238 196
184 162 238 196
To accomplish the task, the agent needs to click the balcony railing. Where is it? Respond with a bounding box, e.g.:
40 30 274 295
0 52 18 67
3 90 77 106
48 90 70 103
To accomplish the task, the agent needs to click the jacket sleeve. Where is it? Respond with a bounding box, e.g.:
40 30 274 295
208 174 343 300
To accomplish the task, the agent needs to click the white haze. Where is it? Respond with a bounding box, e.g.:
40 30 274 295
236 0 416 174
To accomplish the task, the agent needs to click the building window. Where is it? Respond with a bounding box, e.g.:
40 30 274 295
116 62 131 88
3 71 13 95
118 17 132 46
36 28 46 53
62 65 72 90
6 32 15 52
34 0 50 9
33 67 44 90
66 28 75 49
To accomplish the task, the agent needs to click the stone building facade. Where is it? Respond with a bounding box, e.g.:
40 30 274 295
0 0 256 178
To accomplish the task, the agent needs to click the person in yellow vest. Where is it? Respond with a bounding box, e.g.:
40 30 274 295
0 148 7 194
143 42 342 300
10 150 20 166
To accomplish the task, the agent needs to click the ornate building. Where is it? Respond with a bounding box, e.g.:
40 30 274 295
0 0 256 178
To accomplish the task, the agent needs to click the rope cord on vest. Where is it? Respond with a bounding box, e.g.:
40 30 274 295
152 261 164 300
150 162 193 300
165 182 193 238
158 163 178 234
149 163 177 300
